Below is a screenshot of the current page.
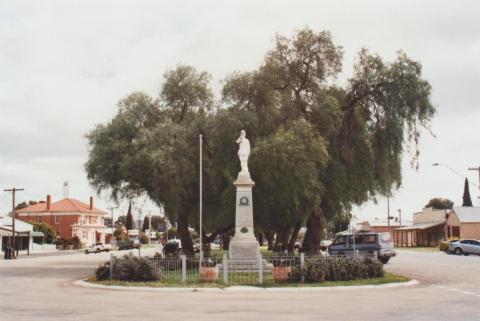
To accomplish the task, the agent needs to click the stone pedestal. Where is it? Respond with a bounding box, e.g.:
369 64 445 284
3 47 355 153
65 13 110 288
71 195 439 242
220 171 273 272
229 172 260 260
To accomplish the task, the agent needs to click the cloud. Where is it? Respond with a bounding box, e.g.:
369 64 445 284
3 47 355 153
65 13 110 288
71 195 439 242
1 0 480 218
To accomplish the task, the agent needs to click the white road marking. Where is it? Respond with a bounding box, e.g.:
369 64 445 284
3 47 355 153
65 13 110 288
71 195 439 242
432 284 480 297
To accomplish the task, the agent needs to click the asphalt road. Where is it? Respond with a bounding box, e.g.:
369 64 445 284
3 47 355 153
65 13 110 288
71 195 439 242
1 249 479 321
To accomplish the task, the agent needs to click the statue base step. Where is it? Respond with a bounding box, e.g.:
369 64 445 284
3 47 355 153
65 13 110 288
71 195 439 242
217 259 273 272
229 239 260 259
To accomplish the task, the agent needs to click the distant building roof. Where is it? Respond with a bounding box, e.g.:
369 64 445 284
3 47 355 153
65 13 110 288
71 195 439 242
16 198 107 215
395 222 445 231
0 215 34 233
368 218 411 227
452 206 480 223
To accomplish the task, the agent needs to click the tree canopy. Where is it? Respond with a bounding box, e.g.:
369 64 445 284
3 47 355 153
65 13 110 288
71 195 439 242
86 28 435 253
33 222 56 244
425 198 453 210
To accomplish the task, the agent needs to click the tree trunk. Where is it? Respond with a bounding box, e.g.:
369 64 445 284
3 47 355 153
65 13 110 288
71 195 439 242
302 212 324 254
273 228 291 253
265 231 275 251
287 222 302 253
222 232 231 251
177 214 194 255
256 233 264 246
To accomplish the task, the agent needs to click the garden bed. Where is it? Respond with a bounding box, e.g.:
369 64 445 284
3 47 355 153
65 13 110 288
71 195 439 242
87 272 409 288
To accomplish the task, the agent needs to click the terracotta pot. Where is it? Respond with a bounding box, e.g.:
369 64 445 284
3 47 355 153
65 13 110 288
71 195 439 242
272 266 292 282
199 266 219 282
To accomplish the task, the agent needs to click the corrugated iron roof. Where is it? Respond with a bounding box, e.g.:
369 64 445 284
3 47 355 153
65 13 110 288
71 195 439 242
452 206 480 223
394 222 445 231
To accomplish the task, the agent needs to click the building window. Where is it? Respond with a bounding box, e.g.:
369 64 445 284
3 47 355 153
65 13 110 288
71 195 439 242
55 216 60 224
452 226 460 237
82 216 87 225
37 216 41 223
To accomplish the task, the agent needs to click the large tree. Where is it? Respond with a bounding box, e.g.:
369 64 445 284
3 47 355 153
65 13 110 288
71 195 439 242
425 198 453 210
86 28 435 254
33 222 56 244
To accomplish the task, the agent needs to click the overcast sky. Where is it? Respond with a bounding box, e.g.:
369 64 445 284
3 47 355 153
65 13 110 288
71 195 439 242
1 0 479 222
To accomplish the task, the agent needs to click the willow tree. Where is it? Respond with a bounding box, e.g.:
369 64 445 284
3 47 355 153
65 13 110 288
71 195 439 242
222 28 435 252
86 27 435 254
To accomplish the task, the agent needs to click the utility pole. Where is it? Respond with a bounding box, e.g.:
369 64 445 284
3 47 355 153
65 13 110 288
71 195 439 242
4 187 24 259
107 206 118 228
468 166 480 201
387 195 390 227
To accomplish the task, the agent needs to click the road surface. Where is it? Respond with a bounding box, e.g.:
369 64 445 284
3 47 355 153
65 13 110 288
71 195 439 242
1 249 479 321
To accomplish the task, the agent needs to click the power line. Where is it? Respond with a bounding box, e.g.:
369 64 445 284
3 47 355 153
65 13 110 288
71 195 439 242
432 163 479 188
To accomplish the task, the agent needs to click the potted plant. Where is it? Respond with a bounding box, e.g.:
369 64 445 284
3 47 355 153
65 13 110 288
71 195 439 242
272 259 292 283
199 259 219 282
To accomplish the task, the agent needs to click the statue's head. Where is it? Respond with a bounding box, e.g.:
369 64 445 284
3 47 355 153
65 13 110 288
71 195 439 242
240 129 246 137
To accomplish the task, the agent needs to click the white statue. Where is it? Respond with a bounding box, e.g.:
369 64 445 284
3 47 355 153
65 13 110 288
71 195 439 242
236 130 250 174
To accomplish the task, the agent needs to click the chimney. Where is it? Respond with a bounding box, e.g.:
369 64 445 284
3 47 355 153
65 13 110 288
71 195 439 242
46 195 51 211
89 196 93 210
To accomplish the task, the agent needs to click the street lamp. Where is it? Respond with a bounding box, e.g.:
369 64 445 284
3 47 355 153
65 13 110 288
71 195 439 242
432 163 479 188
433 162 480 203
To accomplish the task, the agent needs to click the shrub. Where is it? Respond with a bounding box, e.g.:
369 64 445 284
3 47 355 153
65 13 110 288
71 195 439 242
114 226 128 241
139 232 149 244
95 255 160 282
95 262 111 281
112 255 159 281
71 236 82 249
301 257 384 282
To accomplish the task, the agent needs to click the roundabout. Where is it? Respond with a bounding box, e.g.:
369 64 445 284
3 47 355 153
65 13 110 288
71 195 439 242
1 249 479 321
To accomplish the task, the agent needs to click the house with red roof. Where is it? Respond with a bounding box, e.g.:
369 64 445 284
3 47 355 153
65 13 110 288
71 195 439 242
16 195 109 246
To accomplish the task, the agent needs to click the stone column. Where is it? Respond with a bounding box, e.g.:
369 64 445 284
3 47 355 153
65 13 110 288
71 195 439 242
229 172 260 260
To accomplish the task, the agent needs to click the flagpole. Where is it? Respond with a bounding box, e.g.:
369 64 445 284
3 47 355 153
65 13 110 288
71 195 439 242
199 134 203 262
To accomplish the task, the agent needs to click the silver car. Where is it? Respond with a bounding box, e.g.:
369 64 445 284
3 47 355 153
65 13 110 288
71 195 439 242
448 239 480 256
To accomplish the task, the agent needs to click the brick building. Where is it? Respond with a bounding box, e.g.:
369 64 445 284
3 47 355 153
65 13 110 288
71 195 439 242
393 207 448 247
447 207 480 239
16 195 108 246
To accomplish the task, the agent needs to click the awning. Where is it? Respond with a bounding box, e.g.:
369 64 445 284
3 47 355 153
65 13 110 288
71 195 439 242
31 231 44 237
394 222 445 231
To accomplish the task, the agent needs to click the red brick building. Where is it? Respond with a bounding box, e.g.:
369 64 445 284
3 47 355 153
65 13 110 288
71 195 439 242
16 195 109 246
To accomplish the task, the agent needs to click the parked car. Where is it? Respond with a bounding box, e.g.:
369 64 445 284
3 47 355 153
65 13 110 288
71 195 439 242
84 243 112 254
211 238 221 250
117 240 141 251
328 232 396 264
167 238 182 248
448 239 480 256
439 239 459 252
294 239 332 253
320 239 333 251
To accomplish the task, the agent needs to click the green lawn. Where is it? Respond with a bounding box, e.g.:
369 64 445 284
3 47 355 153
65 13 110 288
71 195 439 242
88 272 409 288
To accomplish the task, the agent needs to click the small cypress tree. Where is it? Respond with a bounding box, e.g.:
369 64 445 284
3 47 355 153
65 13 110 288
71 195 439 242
462 178 473 207
126 200 134 230
142 216 149 231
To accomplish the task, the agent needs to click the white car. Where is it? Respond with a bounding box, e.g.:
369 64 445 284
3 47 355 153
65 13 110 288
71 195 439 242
85 243 112 254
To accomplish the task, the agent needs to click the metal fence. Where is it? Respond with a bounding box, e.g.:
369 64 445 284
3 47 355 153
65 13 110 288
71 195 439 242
108 252 374 286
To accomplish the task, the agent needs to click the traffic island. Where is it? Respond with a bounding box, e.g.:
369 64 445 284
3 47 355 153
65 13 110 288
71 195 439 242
79 272 414 291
